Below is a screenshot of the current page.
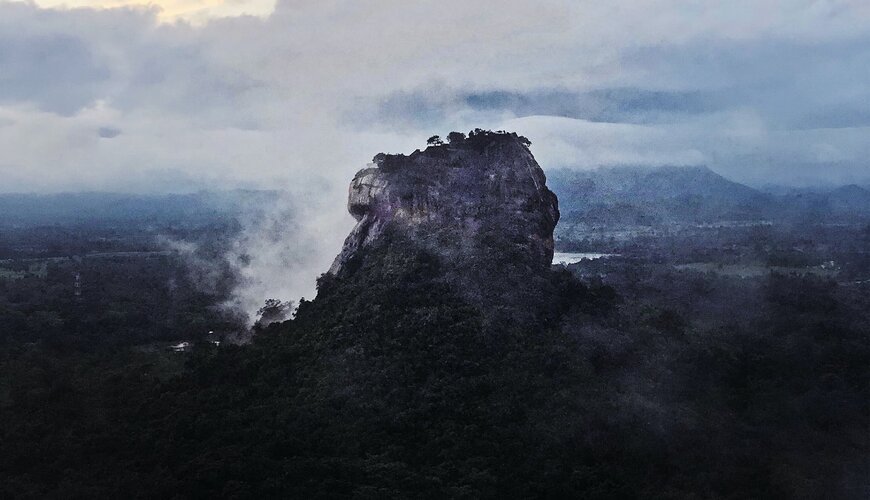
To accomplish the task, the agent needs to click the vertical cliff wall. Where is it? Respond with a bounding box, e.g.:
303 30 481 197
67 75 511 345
330 131 559 276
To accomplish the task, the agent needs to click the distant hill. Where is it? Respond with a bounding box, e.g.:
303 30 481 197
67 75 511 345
762 184 870 221
547 166 771 224
548 166 870 225
828 184 870 213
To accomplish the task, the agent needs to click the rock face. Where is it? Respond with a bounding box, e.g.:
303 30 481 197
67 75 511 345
329 131 559 286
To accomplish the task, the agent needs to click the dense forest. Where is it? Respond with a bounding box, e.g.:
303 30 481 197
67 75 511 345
0 183 868 498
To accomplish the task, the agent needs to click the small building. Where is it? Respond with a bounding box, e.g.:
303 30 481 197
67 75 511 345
168 341 190 352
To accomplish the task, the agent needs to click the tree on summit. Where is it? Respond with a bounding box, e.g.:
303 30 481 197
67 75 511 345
427 135 443 146
447 131 466 144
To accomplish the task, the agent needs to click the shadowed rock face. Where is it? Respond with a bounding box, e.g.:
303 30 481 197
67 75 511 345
329 131 559 288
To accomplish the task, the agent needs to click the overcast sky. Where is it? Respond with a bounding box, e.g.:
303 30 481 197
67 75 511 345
1 0 869 197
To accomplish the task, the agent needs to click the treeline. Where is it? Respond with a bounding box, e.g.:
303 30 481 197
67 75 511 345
0 222 244 350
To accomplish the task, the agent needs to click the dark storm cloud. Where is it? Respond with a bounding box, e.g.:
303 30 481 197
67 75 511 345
98 126 121 138
368 87 719 128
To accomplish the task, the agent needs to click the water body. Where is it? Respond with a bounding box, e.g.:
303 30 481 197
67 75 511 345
552 252 616 265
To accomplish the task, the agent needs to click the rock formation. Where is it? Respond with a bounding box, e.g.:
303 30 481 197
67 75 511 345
323 130 560 327
329 130 559 278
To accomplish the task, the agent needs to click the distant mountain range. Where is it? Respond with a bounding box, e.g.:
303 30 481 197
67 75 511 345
547 166 870 225
0 190 281 228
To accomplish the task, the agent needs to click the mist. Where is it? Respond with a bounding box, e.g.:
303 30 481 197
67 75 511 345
156 189 353 326
217 191 350 324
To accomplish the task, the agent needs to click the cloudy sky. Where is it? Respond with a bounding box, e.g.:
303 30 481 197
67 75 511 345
2 0 869 197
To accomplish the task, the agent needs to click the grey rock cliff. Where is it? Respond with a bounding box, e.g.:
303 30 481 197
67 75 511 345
329 131 559 281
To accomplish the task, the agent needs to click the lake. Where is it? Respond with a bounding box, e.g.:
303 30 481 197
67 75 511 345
552 252 616 265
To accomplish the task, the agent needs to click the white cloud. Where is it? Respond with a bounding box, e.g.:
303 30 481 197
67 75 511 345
5 0 276 23
2 0 869 189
